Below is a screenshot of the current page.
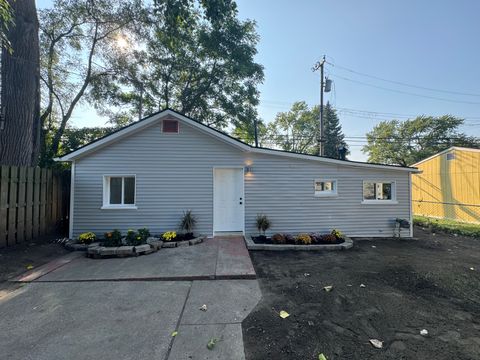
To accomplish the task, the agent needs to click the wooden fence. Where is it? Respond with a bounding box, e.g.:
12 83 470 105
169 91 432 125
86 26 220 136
0 165 70 248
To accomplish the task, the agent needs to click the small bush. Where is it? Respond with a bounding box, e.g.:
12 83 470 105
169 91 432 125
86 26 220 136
284 234 296 244
125 229 137 245
256 214 271 235
137 228 151 242
162 231 177 242
309 233 322 243
104 229 122 247
271 233 286 244
331 229 344 240
296 233 312 245
179 210 196 235
78 232 96 244
320 234 338 243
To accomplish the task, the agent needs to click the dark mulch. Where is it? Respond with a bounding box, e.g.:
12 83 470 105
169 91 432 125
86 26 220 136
252 235 344 245
242 226 480 360
0 236 68 295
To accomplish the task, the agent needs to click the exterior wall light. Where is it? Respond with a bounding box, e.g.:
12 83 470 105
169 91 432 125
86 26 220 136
245 166 253 175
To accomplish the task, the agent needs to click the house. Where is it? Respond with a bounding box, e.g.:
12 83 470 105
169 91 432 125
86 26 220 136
57 109 419 239
412 147 480 224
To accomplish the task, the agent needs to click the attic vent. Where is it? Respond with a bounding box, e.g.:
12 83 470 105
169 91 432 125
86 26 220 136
446 152 455 161
162 119 179 133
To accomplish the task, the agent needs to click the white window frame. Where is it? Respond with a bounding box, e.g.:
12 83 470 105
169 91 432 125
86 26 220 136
361 180 397 204
102 175 137 209
314 179 338 197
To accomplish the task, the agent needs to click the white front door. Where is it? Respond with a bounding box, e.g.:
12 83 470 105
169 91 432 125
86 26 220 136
213 168 244 232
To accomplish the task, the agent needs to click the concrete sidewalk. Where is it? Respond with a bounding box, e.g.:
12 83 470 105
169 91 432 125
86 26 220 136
14 236 255 283
1 236 260 360
0 279 261 360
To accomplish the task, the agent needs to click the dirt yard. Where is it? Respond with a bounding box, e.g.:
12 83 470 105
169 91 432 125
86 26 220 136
0 237 68 295
243 227 480 360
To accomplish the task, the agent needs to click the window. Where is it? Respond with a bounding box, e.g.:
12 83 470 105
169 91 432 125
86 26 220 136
446 152 455 161
162 119 179 133
362 181 396 203
314 179 337 196
103 175 136 209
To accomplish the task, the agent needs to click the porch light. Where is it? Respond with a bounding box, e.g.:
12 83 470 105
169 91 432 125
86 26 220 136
244 166 253 175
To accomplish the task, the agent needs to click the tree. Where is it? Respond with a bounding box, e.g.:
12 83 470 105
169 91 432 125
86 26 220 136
262 101 348 158
38 0 142 165
323 102 349 159
60 126 115 155
362 115 480 166
95 0 264 131
0 0 41 166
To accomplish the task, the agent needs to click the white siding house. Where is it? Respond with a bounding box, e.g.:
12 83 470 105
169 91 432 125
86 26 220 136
57 109 418 239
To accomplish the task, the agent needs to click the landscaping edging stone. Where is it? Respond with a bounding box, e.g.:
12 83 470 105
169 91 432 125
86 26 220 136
66 235 206 258
244 234 353 251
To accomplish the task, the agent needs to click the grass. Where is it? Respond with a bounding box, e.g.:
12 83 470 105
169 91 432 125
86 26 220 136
414 215 480 238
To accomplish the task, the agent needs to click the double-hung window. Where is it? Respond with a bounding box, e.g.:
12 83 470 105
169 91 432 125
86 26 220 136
362 181 396 203
314 179 337 197
102 175 136 209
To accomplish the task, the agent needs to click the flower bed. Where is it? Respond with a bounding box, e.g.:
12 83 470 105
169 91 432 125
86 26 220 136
245 230 353 251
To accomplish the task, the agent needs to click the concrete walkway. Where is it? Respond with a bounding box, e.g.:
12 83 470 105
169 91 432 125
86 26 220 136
1 236 261 360
15 236 255 282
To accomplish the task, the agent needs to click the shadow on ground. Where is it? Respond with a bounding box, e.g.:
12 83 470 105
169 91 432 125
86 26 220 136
242 227 480 360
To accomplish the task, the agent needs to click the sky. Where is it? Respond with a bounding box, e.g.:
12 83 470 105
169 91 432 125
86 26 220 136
37 0 480 161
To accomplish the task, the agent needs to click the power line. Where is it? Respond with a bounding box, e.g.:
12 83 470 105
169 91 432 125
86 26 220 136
327 61 480 97
331 74 480 105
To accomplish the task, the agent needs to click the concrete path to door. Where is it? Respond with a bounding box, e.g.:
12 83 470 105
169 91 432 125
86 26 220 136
2 236 261 360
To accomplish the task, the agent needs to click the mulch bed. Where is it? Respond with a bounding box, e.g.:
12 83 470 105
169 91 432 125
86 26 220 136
242 226 480 360
251 236 344 245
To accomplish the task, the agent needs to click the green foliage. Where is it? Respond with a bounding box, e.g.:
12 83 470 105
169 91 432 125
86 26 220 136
255 214 271 235
414 216 480 238
137 228 151 242
96 0 264 132
0 0 14 52
179 210 196 234
323 103 349 159
103 229 122 247
125 229 137 245
263 102 348 158
271 233 286 244
78 232 96 244
362 115 480 166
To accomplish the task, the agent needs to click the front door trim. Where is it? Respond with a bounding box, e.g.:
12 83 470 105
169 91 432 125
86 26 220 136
213 166 245 235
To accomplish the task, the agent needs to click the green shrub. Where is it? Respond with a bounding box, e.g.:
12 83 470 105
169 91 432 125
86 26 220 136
256 214 271 235
296 233 312 245
104 229 122 247
137 228 151 242
78 232 96 244
271 233 286 244
179 210 196 235
125 229 137 245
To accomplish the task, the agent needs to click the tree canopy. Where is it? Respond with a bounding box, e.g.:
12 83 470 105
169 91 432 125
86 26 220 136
362 115 480 166
0 0 13 51
262 101 348 158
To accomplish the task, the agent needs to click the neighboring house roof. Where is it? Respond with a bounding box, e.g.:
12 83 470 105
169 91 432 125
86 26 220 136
56 108 419 172
412 146 480 166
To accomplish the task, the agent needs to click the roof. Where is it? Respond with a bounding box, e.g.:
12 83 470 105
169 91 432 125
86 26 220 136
412 146 480 166
56 108 419 173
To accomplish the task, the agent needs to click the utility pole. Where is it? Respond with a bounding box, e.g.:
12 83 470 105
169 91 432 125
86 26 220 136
313 55 326 156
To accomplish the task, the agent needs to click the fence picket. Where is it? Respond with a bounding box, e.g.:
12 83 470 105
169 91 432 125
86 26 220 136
0 166 9 247
7 166 18 246
16 167 27 243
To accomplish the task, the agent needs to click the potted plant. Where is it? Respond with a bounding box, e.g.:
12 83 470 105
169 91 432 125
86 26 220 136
255 214 271 242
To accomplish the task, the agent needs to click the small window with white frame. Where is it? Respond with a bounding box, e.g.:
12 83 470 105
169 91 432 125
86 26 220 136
362 181 396 203
314 179 337 196
103 175 136 209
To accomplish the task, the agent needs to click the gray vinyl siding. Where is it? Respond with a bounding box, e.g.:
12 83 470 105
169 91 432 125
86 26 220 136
72 118 411 238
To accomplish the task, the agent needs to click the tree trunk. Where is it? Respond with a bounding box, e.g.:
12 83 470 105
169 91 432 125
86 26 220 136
0 0 40 166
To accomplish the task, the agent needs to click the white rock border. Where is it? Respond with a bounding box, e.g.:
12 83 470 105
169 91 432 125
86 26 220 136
244 234 353 251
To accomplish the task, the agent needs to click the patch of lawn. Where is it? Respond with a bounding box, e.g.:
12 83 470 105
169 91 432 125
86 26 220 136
414 215 480 238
